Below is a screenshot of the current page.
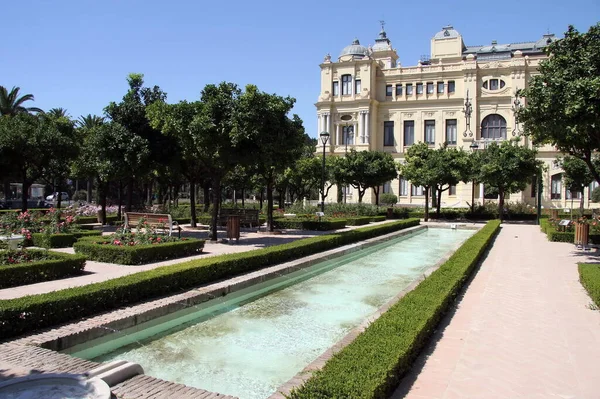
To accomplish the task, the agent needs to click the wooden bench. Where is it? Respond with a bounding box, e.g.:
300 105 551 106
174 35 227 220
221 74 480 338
218 208 260 228
124 212 181 237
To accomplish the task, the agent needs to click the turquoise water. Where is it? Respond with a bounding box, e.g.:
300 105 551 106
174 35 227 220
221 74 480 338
70 228 474 399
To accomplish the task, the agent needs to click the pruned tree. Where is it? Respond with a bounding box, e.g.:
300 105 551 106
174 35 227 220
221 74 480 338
399 143 438 221
555 155 597 215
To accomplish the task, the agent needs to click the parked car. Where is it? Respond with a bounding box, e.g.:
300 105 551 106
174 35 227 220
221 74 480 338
45 192 70 201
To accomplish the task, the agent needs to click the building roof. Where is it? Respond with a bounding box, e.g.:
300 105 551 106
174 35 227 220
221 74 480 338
339 38 369 58
434 25 461 39
372 28 392 52
463 34 557 56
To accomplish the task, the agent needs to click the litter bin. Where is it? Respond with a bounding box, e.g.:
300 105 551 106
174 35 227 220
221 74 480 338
386 207 394 219
227 215 241 242
551 209 559 220
575 222 589 248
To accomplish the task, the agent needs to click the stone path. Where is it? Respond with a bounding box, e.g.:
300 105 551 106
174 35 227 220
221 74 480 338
392 224 600 399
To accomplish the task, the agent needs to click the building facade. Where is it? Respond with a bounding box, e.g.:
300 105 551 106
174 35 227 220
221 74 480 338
316 25 598 209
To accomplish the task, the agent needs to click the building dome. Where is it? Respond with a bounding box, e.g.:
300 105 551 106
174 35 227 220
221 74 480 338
434 25 460 39
340 38 368 58
372 28 392 52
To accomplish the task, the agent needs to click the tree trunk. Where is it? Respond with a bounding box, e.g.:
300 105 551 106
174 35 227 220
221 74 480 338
337 185 343 203
580 191 585 217
278 190 284 209
210 179 221 242
56 182 62 209
431 188 437 210
99 181 107 225
203 183 210 212
3 180 10 201
374 187 380 206
117 181 123 220
147 180 153 206
126 177 134 212
424 187 430 222
358 187 365 203
259 189 264 210
498 188 505 222
267 179 274 232
87 179 93 203
436 187 443 218
21 175 30 212
241 188 245 207
189 180 197 228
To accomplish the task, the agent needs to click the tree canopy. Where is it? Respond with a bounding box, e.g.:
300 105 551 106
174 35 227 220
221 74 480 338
0 86 43 116
518 23 600 183
342 150 398 205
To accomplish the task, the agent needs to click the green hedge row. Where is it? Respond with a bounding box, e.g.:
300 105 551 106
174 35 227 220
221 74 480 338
0 208 50 214
345 217 372 226
579 263 600 308
0 251 86 289
407 211 538 221
370 215 386 222
272 218 347 231
75 215 119 224
30 230 103 248
540 219 600 244
0 219 420 339
289 220 501 399
73 237 205 265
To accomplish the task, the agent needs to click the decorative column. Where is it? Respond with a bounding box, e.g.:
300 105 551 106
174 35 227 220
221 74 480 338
358 111 364 144
336 124 340 146
365 111 370 144
317 114 321 133
323 112 331 136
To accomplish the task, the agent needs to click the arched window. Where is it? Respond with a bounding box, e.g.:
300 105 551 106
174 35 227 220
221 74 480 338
481 114 507 140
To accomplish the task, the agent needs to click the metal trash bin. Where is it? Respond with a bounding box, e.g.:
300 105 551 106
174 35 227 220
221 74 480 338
227 215 241 242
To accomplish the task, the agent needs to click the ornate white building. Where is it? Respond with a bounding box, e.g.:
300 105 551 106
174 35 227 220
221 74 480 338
316 24 597 209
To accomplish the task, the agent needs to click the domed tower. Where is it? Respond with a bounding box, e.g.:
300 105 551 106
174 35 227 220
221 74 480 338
370 21 399 68
338 38 369 62
430 25 466 61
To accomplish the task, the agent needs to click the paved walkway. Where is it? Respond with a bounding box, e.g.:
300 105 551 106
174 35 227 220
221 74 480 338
392 224 600 399
0 221 396 300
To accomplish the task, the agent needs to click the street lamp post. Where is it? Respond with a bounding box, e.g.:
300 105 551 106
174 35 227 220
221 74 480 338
512 94 522 137
319 131 330 213
469 141 479 213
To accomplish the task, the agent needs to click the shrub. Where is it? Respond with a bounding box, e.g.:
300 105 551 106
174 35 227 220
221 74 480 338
0 250 86 289
379 193 398 206
579 263 600 308
345 216 372 226
272 218 347 231
288 220 500 399
30 230 102 248
74 237 205 265
370 215 386 222
591 187 600 203
0 219 420 339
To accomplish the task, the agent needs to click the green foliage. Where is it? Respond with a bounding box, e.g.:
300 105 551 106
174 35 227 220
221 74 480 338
370 215 387 222
0 86 43 116
379 193 398 206
289 221 500 399
272 218 347 231
556 156 595 194
0 250 86 289
344 217 372 226
74 237 205 265
592 187 600 203
341 150 398 203
518 23 600 184
399 143 436 220
579 263 600 308
30 230 102 248
0 219 419 339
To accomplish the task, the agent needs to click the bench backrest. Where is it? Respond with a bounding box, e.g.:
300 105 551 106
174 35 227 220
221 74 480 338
124 213 172 228
219 208 259 222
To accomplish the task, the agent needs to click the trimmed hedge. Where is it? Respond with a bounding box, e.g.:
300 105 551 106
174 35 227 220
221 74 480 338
30 230 102 249
579 263 600 308
345 217 372 226
0 251 86 289
0 219 419 339
540 219 600 244
272 218 347 231
289 220 501 399
370 215 386 222
73 237 205 265
74 215 119 225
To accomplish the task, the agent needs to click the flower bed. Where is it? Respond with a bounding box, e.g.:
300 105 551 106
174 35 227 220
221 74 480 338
288 220 500 399
540 218 600 244
0 249 86 289
0 219 419 339
579 263 600 308
74 236 205 265
272 217 347 231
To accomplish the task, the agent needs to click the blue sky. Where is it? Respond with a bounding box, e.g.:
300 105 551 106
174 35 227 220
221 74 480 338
3 0 598 137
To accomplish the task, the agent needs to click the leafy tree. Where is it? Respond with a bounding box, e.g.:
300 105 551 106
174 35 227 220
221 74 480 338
476 140 543 221
380 193 398 206
77 114 105 129
47 108 69 119
0 113 77 211
342 150 398 205
284 157 322 204
105 73 169 210
555 156 596 215
0 86 43 116
518 23 600 183
223 165 253 206
237 85 306 231
73 122 149 223
431 145 470 217
399 143 437 220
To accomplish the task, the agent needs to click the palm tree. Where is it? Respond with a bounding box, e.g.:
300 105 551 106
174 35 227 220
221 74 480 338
77 114 105 129
47 107 69 118
0 86 43 116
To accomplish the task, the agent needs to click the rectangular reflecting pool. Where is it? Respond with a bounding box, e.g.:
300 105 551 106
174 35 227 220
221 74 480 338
68 227 474 399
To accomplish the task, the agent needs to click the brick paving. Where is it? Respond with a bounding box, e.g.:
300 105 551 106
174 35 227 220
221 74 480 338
392 224 600 399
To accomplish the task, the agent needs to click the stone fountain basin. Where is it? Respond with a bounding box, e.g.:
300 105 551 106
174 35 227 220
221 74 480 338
0 234 24 250
0 373 111 399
